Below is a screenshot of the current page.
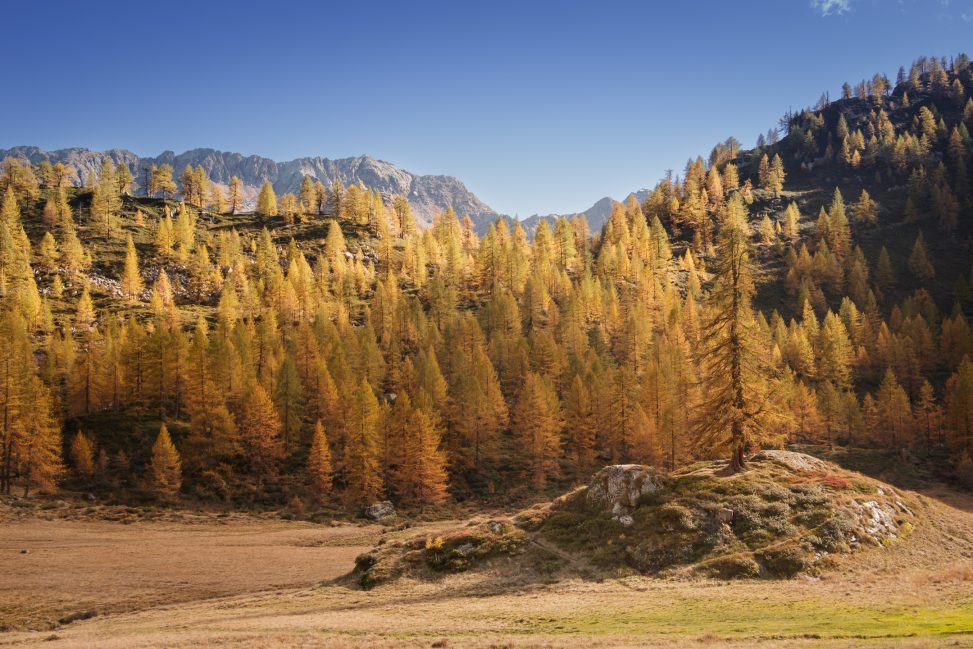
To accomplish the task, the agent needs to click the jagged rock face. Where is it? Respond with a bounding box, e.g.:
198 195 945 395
0 146 497 228
585 464 666 523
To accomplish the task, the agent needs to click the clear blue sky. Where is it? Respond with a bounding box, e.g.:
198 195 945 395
1 0 971 216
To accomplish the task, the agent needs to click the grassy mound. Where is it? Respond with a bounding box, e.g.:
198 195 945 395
535 450 915 579
353 519 528 588
353 451 918 587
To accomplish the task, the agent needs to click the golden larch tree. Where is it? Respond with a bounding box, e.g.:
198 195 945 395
121 234 143 300
256 180 278 217
394 408 449 506
307 419 334 501
511 371 562 489
70 431 95 478
342 378 383 505
693 195 784 472
239 382 284 489
149 423 182 497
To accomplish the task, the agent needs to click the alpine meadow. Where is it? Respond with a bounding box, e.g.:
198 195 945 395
2 2 973 647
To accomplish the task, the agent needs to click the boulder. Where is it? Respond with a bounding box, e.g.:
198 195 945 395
715 507 734 524
751 450 831 473
586 464 665 521
364 501 396 521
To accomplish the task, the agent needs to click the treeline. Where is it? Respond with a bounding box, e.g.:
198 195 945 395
0 53 972 506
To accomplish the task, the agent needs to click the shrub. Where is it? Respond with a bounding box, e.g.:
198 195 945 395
756 544 807 577
657 503 696 531
794 507 831 528
818 474 852 490
752 483 795 503
702 554 761 579
789 484 828 508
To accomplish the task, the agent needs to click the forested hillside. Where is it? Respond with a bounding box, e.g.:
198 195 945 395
1 53 972 510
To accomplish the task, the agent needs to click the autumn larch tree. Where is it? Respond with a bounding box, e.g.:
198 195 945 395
116 163 134 196
307 419 334 501
564 374 596 477
121 234 143 300
149 423 182 497
70 431 95 479
343 378 382 505
239 382 284 492
228 176 243 215
18 375 63 496
150 164 176 199
694 195 783 472
299 175 317 216
394 408 449 506
256 180 278 218
768 154 786 196
908 232 935 282
853 189 878 226
511 371 562 489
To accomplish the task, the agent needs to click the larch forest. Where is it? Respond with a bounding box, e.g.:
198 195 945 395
6 16 973 642
2 55 973 508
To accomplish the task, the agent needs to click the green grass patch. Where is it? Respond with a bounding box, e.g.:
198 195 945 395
521 597 973 639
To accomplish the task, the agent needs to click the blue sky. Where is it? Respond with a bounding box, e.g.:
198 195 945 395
1 0 971 216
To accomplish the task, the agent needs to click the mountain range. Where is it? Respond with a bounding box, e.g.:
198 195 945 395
0 145 644 234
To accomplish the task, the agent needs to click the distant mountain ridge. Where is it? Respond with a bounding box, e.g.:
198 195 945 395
513 190 652 237
0 146 499 228
0 145 653 235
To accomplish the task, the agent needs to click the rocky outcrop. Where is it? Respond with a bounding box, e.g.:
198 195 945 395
363 501 396 521
351 452 921 587
537 452 917 579
0 146 498 228
585 464 666 525
353 519 527 588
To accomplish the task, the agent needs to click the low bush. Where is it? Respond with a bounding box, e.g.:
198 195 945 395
701 554 761 579
756 544 807 577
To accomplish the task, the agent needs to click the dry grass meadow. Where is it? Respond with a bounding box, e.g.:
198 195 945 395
0 487 972 648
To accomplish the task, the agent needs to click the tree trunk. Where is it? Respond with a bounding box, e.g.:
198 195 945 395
729 439 746 473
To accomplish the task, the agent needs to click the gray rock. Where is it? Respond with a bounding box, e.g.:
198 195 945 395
363 501 396 521
715 507 734 524
586 464 665 522
455 543 475 556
